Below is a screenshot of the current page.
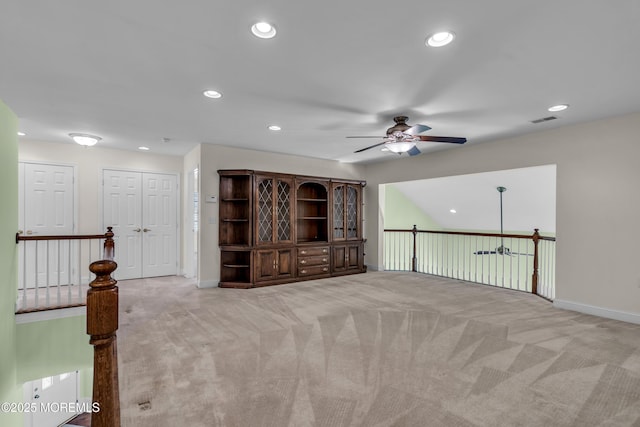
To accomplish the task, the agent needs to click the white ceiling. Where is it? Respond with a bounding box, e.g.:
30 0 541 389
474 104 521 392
2 1 640 163
390 165 557 233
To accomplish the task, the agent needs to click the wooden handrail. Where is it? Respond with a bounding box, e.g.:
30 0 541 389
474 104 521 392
384 228 539 240
16 227 115 260
87 258 120 427
16 227 115 244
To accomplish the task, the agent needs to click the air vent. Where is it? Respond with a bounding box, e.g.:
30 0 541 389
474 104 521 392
531 116 558 124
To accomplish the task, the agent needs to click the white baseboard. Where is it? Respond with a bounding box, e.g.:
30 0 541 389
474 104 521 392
197 279 218 289
553 299 640 325
16 306 86 324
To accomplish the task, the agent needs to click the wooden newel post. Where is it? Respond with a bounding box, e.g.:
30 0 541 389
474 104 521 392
103 227 115 261
531 229 540 295
411 224 418 272
87 259 120 427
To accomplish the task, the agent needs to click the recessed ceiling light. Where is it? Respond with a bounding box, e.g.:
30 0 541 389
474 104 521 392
138 146 150 151
251 22 276 39
17 131 26 136
426 31 455 47
548 104 569 112
203 90 222 99
268 125 281 131
69 133 101 147
450 209 457 214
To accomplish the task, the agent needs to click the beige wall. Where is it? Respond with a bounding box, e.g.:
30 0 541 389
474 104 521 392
19 139 183 233
198 144 365 287
364 112 640 318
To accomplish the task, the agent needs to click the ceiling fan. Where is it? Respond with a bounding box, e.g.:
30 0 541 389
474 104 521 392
474 186 532 256
348 115 467 156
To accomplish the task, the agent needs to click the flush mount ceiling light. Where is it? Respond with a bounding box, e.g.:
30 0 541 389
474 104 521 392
203 90 222 99
251 22 276 39
17 131 26 136
138 146 150 151
426 31 455 47
450 209 457 214
385 141 416 153
69 133 101 147
548 104 569 112
268 125 281 131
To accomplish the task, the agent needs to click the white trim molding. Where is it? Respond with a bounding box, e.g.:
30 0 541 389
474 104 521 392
554 299 640 325
16 306 86 324
197 279 218 289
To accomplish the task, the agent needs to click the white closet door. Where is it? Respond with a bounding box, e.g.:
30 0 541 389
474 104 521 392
103 170 143 280
142 173 177 277
20 163 74 288
103 170 177 279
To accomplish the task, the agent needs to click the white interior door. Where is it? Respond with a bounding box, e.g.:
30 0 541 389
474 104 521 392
142 173 178 277
103 170 177 279
103 170 143 280
19 163 75 289
23 371 78 427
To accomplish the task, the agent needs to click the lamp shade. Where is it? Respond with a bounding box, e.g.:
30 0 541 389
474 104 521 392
386 141 416 153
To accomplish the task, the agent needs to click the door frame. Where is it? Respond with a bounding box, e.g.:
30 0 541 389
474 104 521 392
100 167 181 278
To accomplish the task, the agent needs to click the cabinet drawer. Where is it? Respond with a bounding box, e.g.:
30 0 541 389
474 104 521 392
298 265 330 277
297 246 329 257
298 255 329 267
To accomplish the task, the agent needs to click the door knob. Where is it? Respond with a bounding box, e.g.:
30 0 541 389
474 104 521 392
143 228 151 232
17 230 23 234
133 228 141 232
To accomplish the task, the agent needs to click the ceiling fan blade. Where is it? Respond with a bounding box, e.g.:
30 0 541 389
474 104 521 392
354 141 388 153
417 135 467 144
404 124 432 135
407 146 421 156
511 252 534 256
346 136 386 139
474 250 498 255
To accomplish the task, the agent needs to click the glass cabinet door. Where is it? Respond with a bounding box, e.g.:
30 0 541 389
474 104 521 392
332 183 360 241
276 179 291 242
346 185 358 239
256 175 293 245
257 177 274 244
333 185 345 240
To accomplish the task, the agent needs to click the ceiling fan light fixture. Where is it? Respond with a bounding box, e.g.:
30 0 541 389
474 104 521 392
17 131 26 136
251 22 276 39
268 125 281 131
69 133 101 147
386 141 416 153
426 31 455 47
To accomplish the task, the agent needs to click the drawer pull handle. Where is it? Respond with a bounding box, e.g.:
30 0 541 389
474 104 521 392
323 249 328 253
301 270 306 274
301 250 307 254
322 258 327 263
323 267 328 272
301 260 306 264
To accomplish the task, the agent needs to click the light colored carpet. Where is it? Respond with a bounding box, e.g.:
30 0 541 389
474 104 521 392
117 272 640 426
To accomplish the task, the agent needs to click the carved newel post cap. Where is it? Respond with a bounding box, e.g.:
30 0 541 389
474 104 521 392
89 259 118 277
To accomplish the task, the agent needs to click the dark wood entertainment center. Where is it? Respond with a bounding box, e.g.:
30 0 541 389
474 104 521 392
218 169 366 288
